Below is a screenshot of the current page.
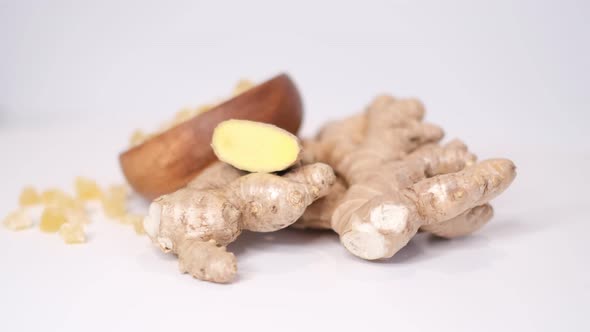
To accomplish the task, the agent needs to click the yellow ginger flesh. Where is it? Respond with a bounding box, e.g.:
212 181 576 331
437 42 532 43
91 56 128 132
211 119 301 173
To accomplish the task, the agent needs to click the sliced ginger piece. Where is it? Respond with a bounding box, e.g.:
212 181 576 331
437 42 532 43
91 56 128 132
59 222 86 244
40 206 67 233
3 209 33 231
211 119 301 172
19 186 41 206
75 177 102 201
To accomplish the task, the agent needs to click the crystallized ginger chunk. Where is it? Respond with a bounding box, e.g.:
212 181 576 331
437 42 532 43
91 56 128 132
40 206 67 233
233 79 255 96
42 189 72 206
59 223 86 244
118 213 142 225
3 209 33 231
133 219 145 235
75 177 102 201
101 185 128 218
173 108 197 125
118 213 145 235
65 207 90 225
19 186 41 206
129 129 149 146
130 214 146 235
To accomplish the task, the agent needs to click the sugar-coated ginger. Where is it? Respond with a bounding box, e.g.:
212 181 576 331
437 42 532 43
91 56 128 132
211 120 301 173
101 185 128 218
75 177 102 201
19 186 41 206
129 80 255 147
232 79 255 96
297 95 516 260
40 206 67 233
144 161 335 283
65 206 90 225
59 222 86 244
129 129 150 146
3 209 33 231
119 213 146 235
42 189 70 205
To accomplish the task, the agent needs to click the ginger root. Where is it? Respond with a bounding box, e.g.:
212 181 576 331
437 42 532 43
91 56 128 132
143 161 335 283
297 95 516 260
211 120 301 173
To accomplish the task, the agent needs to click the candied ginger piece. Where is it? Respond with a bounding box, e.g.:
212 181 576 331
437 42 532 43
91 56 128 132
101 185 128 218
42 189 77 206
195 104 213 114
174 108 196 124
42 188 66 204
75 177 102 201
118 213 142 225
233 79 255 96
119 213 145 235
133 218 146 235
3 209 33 231
59 223 86 244
65 207 90 225
130 129 150 146
19 186 41 206
40 206 67 233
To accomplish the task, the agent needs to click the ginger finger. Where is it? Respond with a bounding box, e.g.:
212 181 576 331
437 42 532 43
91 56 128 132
178 239 237 283
407 140 476 178
412 140 489 237
421 204 494 238
187 162 244 190
411 159 516 225
143 162 335 282
294 178 347 230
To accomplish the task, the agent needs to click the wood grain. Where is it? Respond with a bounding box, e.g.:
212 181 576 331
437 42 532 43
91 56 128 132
119 73 303 199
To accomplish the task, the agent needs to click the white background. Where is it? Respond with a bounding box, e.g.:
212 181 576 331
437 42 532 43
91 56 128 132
1 1 589 331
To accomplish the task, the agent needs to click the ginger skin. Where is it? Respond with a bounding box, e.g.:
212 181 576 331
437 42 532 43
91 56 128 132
297 95 516 260
144 162 335 283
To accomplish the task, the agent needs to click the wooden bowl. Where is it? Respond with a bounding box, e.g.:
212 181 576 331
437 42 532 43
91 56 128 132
119 73 303 200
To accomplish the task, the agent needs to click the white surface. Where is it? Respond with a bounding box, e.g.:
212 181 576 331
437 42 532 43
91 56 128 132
1 1 589 331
